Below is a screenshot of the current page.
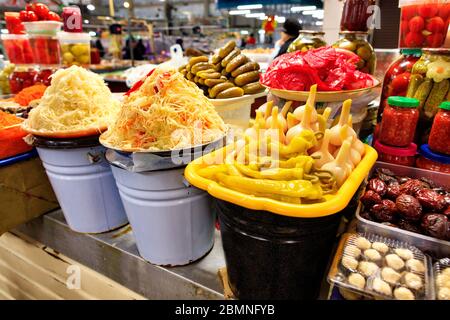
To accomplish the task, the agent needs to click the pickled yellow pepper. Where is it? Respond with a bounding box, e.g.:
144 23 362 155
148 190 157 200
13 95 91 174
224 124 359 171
216 173 323 199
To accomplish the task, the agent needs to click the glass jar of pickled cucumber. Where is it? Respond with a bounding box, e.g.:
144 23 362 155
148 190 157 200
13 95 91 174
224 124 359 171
333 31 376 75
406 49 450 120
287 31 327 53
58 31 91 67
405 49 450 145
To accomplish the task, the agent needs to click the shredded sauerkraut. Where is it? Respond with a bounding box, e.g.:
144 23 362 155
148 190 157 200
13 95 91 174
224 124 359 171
100 68 226 151
22 66 120 135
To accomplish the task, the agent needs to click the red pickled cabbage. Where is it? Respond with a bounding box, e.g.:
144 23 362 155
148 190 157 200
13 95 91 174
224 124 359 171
261 46 376 91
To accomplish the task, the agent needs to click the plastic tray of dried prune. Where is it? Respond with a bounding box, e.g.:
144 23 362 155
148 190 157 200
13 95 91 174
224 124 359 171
356 161 450 259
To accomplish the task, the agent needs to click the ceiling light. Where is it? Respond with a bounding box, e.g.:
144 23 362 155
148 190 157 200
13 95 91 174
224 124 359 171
291 5 317 12
303 9 324 15
84 19 89 24
237 4 263 10
87 4 95 11
240 30 249 35
229 10 251 15
123 1 130 8
245 12 266 18
275 16 286 23
89 31 96 37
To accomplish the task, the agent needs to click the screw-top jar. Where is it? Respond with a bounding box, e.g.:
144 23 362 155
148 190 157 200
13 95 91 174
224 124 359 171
374 141 417 167
287 31 327 53
379 96 420 147
377 49 422 122
416 144 450 173
333 31 376 74
428 101 450 155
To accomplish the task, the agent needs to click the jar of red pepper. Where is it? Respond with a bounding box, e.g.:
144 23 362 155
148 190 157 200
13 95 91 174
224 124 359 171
377 49 421 121
374 141 417 167
428 101 450 155
379 96 420 147
416 144 450 173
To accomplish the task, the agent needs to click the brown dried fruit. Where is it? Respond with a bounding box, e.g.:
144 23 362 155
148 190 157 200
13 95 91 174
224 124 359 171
398 219 422 234
371 199 397 222
416 189 446 212
444 194 450 206
444 206 450 217
421 213 449 240
368 178 387 196
396 194 422 221
360 190 382 207
399 179 427 196
360 211 374 221
386 184 401 199
397 176 411 184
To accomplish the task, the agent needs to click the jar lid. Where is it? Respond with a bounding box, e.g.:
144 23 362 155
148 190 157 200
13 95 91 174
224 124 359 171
439 101 450 111
374 141 417 157
300 30 325 35
338 31 369 35
387 96 419 108
57 31 91 41
419 144 450 164
401 49 422 56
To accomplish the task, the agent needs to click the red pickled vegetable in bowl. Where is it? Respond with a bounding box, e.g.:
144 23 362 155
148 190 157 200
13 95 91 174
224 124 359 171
260 46 376 92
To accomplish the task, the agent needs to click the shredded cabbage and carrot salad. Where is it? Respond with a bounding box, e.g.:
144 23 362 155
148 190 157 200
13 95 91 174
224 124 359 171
22 66 120 135
100 68 226 151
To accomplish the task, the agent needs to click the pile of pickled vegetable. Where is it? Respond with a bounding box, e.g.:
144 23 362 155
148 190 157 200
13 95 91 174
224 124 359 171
197 85 367 204
261 46 376 92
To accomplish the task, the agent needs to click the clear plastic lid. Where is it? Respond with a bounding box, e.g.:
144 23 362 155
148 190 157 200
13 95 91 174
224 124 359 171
328 232 433 300
1 34 29 40
434 258 450 300
399 0 440 8
57 31 91 43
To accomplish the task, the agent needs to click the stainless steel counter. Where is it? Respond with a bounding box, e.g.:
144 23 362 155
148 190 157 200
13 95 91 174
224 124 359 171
14 210 226 300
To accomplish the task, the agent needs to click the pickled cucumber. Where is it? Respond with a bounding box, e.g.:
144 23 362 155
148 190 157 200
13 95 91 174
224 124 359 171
406 74 424 98
413 78 433 111
424 80 449 119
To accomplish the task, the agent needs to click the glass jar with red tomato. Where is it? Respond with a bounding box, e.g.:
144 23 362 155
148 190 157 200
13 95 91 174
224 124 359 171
8 67 37 94
1 34 34 64
379 96 420 147
340 0 376 32
416 144 450 173
428 101 450 155
377 49 421 121
399 0 449 48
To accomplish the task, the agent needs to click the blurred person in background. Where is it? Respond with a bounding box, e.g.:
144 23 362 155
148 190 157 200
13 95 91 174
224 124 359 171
273 18 302 59
247 33 256 46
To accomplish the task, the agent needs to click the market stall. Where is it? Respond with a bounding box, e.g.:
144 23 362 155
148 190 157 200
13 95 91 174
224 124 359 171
0 0 449 302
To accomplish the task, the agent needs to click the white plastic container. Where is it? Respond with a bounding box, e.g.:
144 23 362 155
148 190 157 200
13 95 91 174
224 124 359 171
356 162 450 259
36 145 128 233
110 165 215 266
210 91 267 129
